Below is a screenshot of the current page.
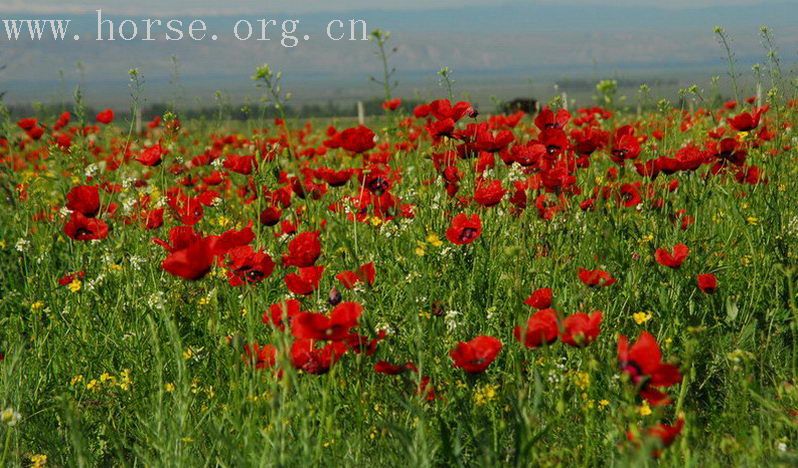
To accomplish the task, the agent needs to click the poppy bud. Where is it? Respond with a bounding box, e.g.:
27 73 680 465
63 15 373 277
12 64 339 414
328 287 342 306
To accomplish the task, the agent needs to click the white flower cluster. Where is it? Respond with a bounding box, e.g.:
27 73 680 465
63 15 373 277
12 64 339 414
1 407 21 426
147 291 165 311
15 238 30 253
444 310 460 333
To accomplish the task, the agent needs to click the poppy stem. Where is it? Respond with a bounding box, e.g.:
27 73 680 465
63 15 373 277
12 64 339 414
674 364 691 416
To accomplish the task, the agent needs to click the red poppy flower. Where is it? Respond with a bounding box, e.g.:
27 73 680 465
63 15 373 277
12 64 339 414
534 107 571 130
290 338 347 374
727 108 764 132
161 236 215 281
474 179 506 207
223 154 257 175
445 213 482 245
284 266 324 295
618 332 682 406
450 335 502 374
316 167 354 187
561 311 602 347
225 246 275 286
610 126 641 165
524 287 553 309
426 118 456 140
259 205 282 226
654 243 689 269
282 231 322 267
627 419 685 458
143 208 164 229
374 360 417 375
58 270 85 286
336 262 376 289
619 183 642 208
63 212 109 241
96 108 114 125
514 308 559 348
382 98 402 111
429 99 475 122
696 273 718 293
291 301 362 341
577 267 616 287
66 185 100 218
338 125 376 154
243 343 277 369
136 143 166 166
263 299 302 330
208 224 256 256
17 117 38 131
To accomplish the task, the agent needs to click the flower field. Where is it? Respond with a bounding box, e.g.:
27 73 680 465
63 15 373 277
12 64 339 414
1 70 798 466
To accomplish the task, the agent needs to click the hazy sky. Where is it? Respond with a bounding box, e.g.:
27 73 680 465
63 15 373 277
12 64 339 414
0 0 772 15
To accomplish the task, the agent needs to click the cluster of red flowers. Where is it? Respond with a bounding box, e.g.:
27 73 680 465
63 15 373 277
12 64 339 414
8 92 781 459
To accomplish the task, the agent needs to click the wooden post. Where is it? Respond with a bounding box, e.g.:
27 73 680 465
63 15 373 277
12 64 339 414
357 101 365 125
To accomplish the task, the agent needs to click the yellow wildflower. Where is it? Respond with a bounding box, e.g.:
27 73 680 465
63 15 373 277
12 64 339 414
119 369 132 391
164 383 176 393
30 454 48 467
100 372 115 385
633 311 652 325
86 379 99 391
70 375 84 386
573 371 590 391
473 384 499 406
638 401 652 416
30 301 45 311
746 216 759 225
68 279 82 293
426 233 443 247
